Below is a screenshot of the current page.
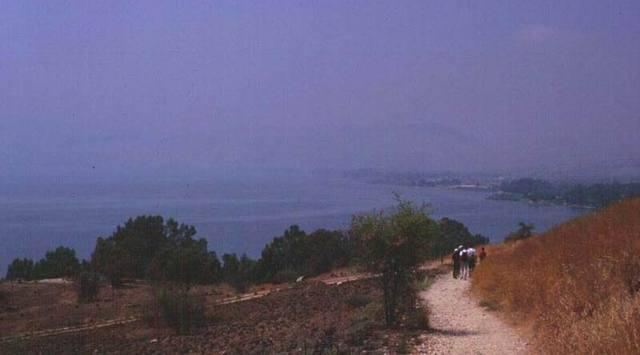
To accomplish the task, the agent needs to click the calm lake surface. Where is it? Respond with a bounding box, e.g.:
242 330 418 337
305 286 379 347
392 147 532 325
0 176 585 274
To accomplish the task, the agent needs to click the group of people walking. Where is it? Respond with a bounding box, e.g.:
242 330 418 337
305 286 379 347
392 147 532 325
452 245 486 280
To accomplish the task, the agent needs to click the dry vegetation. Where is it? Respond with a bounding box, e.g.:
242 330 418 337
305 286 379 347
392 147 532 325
472 197 640 354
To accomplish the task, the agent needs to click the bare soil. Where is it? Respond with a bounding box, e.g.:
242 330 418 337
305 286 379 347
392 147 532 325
0 278 400 354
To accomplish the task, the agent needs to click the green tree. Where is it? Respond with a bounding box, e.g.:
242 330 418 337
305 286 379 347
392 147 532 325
6 258 35 280
306 229 353 275
221 253 256 291
90 216 200 281
148 237 221 287
350 199 439 326
517 222 535 238
256 225 307 281
505 222 535 243
33 246 80 279
91 237 132 287
254 226 353 283
432 218 489 259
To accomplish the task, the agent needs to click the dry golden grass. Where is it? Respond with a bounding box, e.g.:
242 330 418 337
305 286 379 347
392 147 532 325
472 197 640 354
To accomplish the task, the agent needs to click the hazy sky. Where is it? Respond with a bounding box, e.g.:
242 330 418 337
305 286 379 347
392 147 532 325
2 1 639 182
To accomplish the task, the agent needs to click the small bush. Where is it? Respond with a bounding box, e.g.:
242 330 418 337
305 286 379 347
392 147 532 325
145 287 206 335
417 275 435 291
0 290 8 304
346 302 383 346
77 272 101 302
479 299 500 311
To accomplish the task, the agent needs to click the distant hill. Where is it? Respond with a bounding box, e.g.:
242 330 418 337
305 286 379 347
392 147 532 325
472 197 640 354
490 178 640 208
524 158 640 183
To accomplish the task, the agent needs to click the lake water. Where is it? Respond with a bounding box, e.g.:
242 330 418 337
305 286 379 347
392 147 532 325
0 176 585 275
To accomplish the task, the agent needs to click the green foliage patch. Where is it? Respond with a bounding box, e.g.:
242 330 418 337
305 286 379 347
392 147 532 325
351 198 438 326
145 287 207 335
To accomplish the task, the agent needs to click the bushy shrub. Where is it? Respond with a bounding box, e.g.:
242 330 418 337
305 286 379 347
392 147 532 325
77 271 101 302
145 287 206 335
351 199 438 326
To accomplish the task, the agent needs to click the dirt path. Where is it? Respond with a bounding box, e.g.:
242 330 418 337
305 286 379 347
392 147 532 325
0 317 139 344
414 273 529 354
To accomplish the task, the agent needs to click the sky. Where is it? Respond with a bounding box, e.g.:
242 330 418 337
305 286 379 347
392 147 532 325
1 1 639 183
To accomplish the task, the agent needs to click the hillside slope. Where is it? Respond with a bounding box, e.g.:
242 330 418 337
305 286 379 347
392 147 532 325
472 197 640 354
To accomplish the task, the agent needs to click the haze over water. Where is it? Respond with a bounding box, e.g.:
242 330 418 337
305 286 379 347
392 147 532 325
0 175 582 274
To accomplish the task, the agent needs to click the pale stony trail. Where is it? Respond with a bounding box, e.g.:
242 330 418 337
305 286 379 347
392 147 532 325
414 273 530 355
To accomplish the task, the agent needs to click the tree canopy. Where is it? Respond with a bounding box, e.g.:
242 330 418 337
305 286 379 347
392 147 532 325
6 247 80 280
254 225 353 283
33 246 80 279
432 218 489 258
91 216 220 285
350 199 439 325
6 258 35 281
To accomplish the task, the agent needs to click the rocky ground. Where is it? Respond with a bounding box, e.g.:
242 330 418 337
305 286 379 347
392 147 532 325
1 278 409 354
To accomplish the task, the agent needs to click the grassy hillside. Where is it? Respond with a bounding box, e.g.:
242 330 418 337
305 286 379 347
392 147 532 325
472 197 640 354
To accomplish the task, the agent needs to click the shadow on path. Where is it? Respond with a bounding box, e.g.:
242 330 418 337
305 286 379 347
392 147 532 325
428 327 480 337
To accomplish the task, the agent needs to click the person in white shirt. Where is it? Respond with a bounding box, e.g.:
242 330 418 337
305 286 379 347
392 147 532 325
459 248 470 280
467 248 477 273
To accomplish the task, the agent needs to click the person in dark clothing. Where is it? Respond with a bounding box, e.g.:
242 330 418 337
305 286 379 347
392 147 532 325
452 247 461 279
468 248 477 272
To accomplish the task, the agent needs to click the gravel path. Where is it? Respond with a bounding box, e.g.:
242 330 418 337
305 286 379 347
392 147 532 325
414 274 530 354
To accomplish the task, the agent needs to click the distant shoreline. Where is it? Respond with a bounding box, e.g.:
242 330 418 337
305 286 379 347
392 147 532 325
486 192 596 210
